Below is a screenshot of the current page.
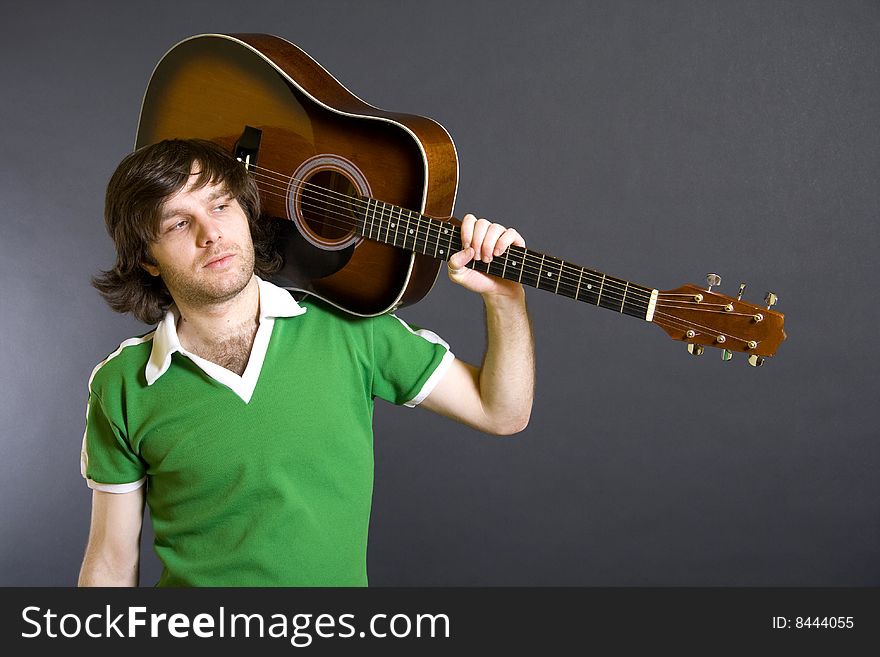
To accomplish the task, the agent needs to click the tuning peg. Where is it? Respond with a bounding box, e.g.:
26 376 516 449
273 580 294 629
722 348 733 361
764 292 778 309
737 283 746 300
748 354 765 367
706 273 722 292
687 343 704 356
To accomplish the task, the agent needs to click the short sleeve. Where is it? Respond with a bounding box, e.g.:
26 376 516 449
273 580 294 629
81 390 146 493
371 313 455 407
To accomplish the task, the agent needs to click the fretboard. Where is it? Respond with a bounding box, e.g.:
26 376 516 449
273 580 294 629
359 199 657 321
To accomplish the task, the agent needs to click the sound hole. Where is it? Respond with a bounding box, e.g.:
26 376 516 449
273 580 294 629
300 170 360 245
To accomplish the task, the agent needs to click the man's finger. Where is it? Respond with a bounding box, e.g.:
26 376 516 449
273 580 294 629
447 247 475 275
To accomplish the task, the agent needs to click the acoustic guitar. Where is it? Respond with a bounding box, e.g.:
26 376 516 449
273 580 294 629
136 33 786 363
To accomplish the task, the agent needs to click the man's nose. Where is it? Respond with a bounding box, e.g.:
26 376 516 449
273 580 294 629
195 213 222 246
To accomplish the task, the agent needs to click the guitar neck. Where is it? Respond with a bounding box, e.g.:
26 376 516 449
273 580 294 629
359 198 659 322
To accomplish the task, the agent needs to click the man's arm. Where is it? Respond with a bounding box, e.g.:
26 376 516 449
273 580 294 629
78 487 145 586
420 214 535 435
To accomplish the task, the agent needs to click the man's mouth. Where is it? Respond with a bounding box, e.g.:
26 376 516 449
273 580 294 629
204 253 235 268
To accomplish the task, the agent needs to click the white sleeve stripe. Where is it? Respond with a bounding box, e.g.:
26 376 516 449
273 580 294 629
86 477 146 494
389 314 451 349
82 333 155 482
404 350 456 408
88 332 156 390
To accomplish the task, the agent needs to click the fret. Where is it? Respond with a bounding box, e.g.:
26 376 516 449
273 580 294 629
377 203 387 243
374 199 383 240
576 269 602 305
444 223 454 261
428 215 438 255
391 205 401 248
360 198 369 238
396 209 405 248
415 213 427 254
383 202 393 244
620 281 630 312
535 254 564 293
416 214 431 255
357 198 370 237
574 266 584 301
485 255 504 279
621 283 652 319
518 250 540 288
400 211 412 250
379 202 389 241
598 274 629 312
408 211 419 250
388 205 398 248
433 217 446 257
381 201 392 242
555 263 581 300
555 260 563 294
413 211 423 252
373 200 384 242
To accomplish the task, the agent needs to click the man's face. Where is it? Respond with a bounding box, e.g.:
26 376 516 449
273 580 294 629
143 171 255 309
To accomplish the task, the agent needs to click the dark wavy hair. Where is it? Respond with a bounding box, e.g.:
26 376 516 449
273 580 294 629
93 139 281 324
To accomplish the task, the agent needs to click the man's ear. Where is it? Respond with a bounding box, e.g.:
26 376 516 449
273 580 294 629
141 262 160 277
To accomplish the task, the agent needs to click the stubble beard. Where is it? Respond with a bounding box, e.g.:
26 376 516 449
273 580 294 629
160 244 257 310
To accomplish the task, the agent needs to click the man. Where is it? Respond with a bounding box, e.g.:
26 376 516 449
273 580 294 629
79 139 534 586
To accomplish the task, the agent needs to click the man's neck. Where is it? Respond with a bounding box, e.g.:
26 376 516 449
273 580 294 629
175 276 260 350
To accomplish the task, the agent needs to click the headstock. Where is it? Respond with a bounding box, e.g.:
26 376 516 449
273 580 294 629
651 274 786 364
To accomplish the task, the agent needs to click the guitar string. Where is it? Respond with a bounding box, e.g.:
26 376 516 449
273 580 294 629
245 166 659 303
284 190 752 324
650 303 759 318
650 316 752 349
248 167 732 313
249 171 657 305
246 163 756 311
652 310 755 345
254 176 755 330
652 314 728 339
284 187 759 342
243 166 758 324
258 183 655 307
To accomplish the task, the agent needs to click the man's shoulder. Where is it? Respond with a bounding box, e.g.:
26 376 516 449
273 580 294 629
87 330 155 391
293 295 373 327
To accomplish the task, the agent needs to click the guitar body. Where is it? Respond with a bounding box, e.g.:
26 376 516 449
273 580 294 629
136 33 459 316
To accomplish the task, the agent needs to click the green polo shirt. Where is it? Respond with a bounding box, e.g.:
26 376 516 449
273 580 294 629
81 278 453 586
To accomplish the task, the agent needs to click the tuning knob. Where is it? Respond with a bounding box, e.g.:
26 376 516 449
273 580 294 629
706 273 722 291
748 354 765 367
687 344 704 356
764 292 778 309
722 349 733 361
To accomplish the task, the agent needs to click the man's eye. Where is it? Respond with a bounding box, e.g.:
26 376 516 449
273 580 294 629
214 204 228 212
170 220 188 231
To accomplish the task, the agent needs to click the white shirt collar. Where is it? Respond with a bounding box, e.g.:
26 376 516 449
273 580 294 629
145 277 306 390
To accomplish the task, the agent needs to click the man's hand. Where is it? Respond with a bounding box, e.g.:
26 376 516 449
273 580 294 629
446 213 526 298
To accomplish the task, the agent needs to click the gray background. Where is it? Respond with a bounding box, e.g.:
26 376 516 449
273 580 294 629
1 0 877 586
